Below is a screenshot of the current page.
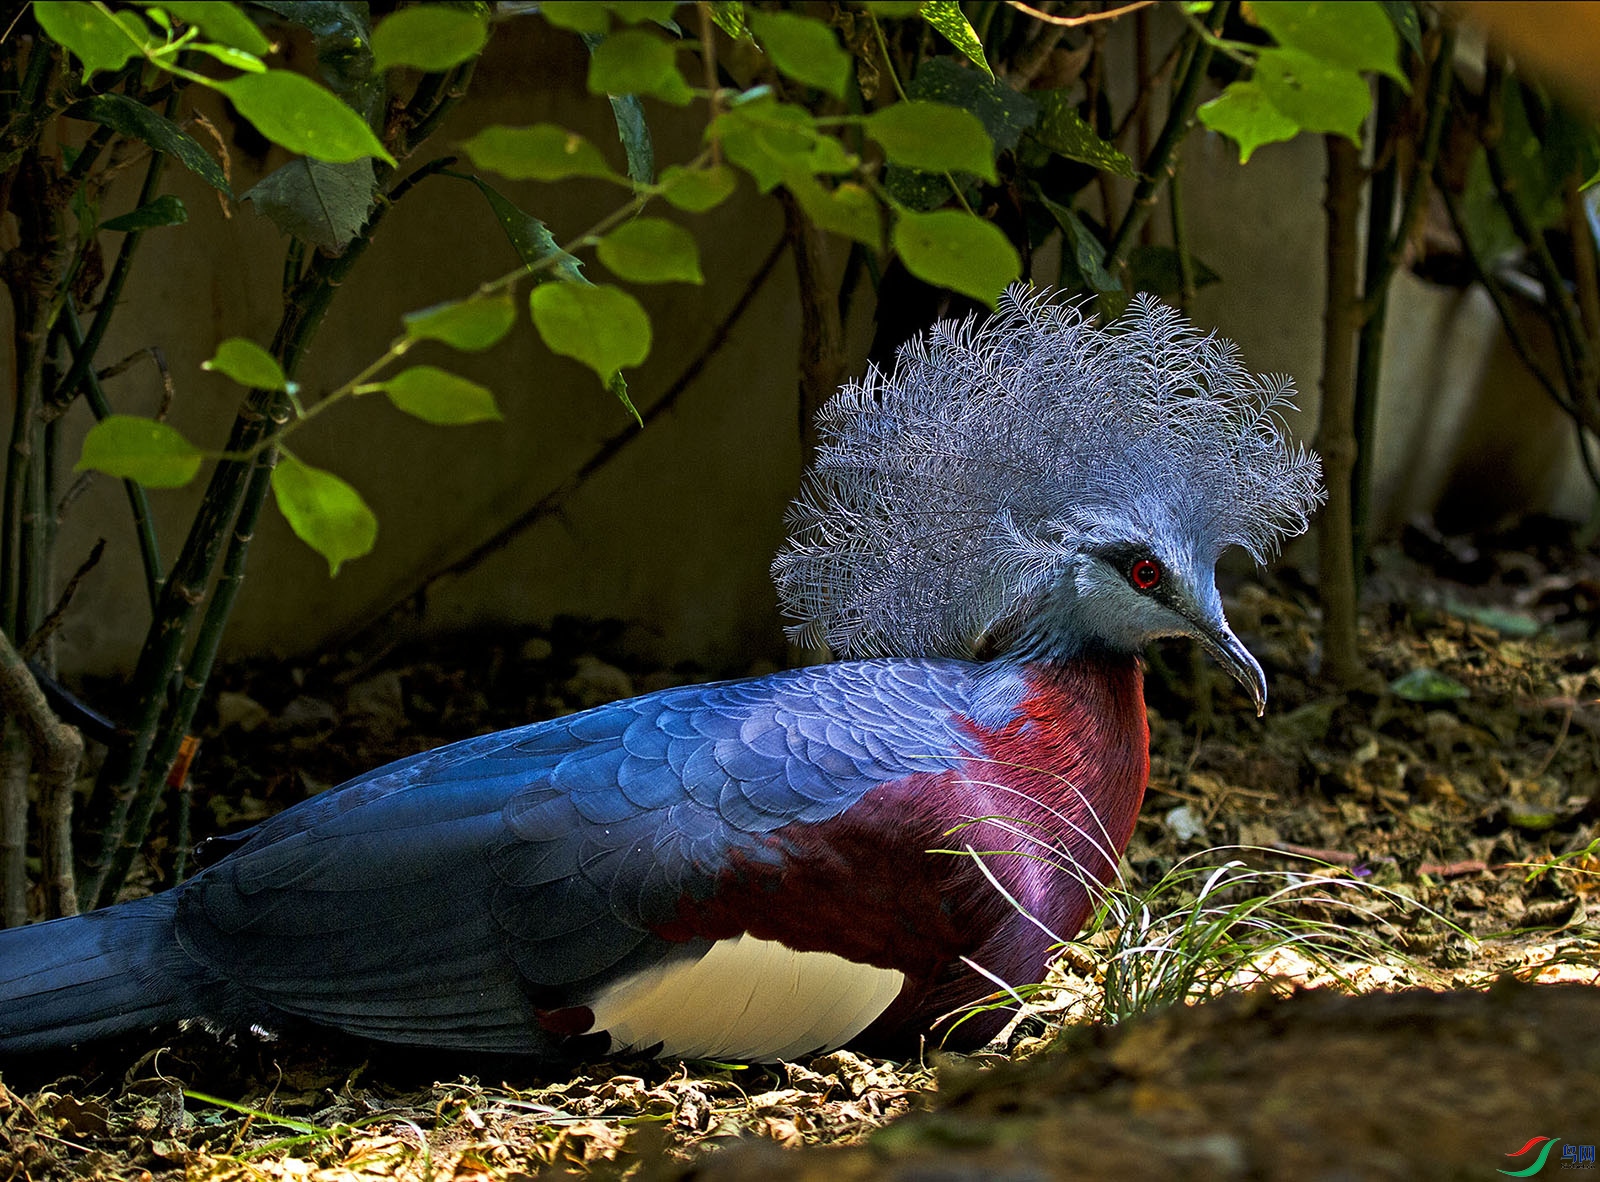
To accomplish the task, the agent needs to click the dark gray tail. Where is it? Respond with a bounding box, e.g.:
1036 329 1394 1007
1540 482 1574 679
0 894 196 1052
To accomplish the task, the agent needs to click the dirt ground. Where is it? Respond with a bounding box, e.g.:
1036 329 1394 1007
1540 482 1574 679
1 517 1596 1180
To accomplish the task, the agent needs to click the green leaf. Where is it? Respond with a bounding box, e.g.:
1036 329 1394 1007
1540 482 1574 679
242 158 375 251
596 217 703 283
190 41 267 72
708 1 750 40
892 209 1020 305
864 2 924 15
587 28 693 105
1389 667 1470 702
99 194 187 232
542 1 611 33
402 293 518 351
658 163 738 211
460 123 622 182
888 57 1033 208
271 451 377 576
371 4 488 72
34 2 152 79
918 0 992 80
1249 1 1405 84
1197 80 1301 163
1254 47 1371 142
785 174 881 248
1039 196 1119 298
713 97 855 192
203 338 288 390
1031 91 1135 177
146 0 271 54
373 366 501 425
529 282 652 382
907 57 1036 153
1126 244 1221 300
747 10 849 99
67 93 231 194
606 1 680 21
866 101 996 181
580 32 656 183
463 177 587 282
1376 0 1421 54
76 416 202 488
218 71 394 164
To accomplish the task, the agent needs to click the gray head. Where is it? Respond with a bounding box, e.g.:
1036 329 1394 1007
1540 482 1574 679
771 286 1326 713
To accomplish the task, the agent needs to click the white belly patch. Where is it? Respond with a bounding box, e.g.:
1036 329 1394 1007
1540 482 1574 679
586 934 906 1062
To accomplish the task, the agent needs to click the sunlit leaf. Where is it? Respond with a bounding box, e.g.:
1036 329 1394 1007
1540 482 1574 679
217 71 395 164
865 100 995 181
144 0 272 53
657 163 739 211
708 1 750 40
1249 1 1406 84
747 9 849 99
76 416 203 488
785 173 880 248
203 338 288 390
374 366 501 424
1197 80 1301 163
542 1 610 33
271 451 377 576
35 1 153 79
596 217 703 283
371 4 488 72
529 282 652 381
892 209 1019 305
460 124 622 182
402 293 517 351
587 28 693 105
1254 47 1371 142
918 0 992 79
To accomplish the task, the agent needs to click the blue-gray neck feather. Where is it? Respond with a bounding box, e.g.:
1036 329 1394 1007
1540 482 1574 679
772 286 1325 661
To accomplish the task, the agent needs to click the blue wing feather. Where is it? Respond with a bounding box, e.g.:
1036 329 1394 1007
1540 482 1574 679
165 657 1013 1051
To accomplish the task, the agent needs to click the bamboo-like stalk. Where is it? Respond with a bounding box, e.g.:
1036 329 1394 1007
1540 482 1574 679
62 302 163 612
1349 78 1401 577
0 628 82 920
1317 135 1365 688
1100 2 1225 276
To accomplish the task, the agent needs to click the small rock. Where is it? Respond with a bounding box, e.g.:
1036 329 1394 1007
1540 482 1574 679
519 636 554 663
274 695 338 734
1166 804 1206 842
563 655 634 708
346 670 407 738
216 691 270 733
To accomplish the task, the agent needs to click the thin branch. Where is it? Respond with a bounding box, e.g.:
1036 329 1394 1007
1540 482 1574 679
1005 0 1155 28
21 537 104 659
415 233 791 593
1102 2 1226 274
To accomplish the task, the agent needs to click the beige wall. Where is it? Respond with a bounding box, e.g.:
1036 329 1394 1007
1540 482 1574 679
18 18 1592 678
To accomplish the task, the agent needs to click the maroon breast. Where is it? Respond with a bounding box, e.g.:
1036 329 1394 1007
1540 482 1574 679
657 653 1151 1053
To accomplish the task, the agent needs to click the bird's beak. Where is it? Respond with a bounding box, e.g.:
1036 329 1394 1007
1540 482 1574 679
1190 612 1268 717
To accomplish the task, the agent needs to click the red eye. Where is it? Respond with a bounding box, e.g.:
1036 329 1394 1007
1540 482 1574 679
1129 557 1162 591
